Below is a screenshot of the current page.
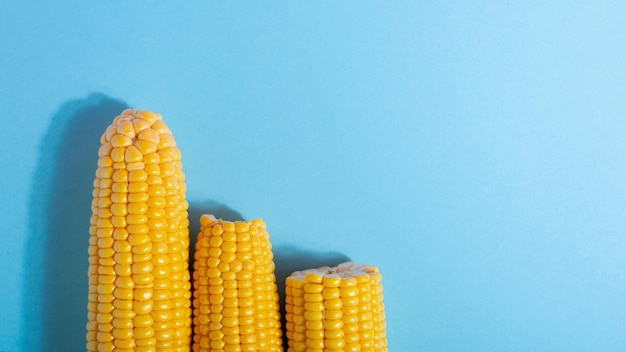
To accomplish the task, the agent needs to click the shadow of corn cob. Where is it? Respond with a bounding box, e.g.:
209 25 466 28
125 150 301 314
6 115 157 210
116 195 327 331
23 94 128 351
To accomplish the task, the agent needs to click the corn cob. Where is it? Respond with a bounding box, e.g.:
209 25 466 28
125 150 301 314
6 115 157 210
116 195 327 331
86 109 192 352
285 262 387 352
192 214 283 352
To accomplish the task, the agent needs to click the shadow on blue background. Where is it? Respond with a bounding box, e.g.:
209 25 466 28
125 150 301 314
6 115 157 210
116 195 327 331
21 94 128 351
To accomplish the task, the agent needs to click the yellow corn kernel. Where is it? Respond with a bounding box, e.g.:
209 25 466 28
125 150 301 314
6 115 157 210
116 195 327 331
285 262 387 351
192 216 283 351
87 109 191 351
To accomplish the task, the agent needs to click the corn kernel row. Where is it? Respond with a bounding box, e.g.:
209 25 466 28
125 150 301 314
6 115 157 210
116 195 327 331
191 215 283 352
87 109 192 351
285 262 387 352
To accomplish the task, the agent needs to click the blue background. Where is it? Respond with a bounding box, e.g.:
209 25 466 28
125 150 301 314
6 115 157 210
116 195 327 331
2 1 626 351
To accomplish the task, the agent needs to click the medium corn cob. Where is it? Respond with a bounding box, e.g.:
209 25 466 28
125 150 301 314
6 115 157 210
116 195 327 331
192 214 283 352
86 109 192 351
285 262 387 352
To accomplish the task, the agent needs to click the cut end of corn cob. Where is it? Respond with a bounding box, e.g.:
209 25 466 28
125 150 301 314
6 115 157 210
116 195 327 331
192 215 284 352
87 109 192 352
285 262 387 352
287 262 379 281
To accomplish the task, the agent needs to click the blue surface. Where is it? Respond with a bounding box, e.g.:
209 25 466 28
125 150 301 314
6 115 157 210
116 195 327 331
2 1 626 351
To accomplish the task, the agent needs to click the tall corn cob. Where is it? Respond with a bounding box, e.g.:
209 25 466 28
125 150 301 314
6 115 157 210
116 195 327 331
192 214 283 352
86 109 192 351
285 262 387 352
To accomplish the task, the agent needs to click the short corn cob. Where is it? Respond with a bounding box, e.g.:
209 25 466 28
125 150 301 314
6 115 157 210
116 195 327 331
285 262 387 352
192 214 283 352
86 109 192 351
